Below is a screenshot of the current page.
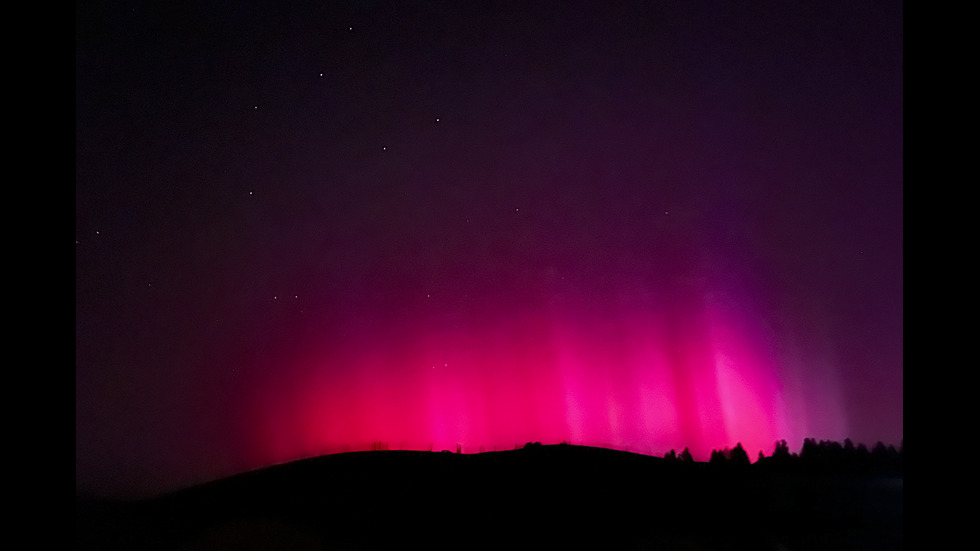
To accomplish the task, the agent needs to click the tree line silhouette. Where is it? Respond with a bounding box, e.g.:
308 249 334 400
663 438 903 476
78 437 902 551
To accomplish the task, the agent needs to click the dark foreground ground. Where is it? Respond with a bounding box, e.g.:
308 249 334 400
77 444 902 550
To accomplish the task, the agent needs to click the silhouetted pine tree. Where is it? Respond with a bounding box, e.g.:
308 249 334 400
773 439 791 459
709 449 727 465
679 447 694 463
761 439 794 472
729 443 750 467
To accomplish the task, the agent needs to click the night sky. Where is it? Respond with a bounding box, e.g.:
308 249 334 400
76 1 903 499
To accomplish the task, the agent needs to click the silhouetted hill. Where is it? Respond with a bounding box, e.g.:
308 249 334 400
77 443 902 550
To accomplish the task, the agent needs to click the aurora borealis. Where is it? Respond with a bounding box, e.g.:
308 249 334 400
76 1 902 498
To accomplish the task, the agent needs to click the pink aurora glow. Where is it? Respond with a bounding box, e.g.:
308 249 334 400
245 297 847 467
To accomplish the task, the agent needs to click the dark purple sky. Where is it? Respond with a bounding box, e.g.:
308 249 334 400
76 1 902 499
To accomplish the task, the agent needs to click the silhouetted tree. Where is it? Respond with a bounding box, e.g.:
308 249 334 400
800 438 819 462
729 443 750 466
679 447 694 463
772 439 791 460
762 439 793 472
709 449 727 465
870 441 902 474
